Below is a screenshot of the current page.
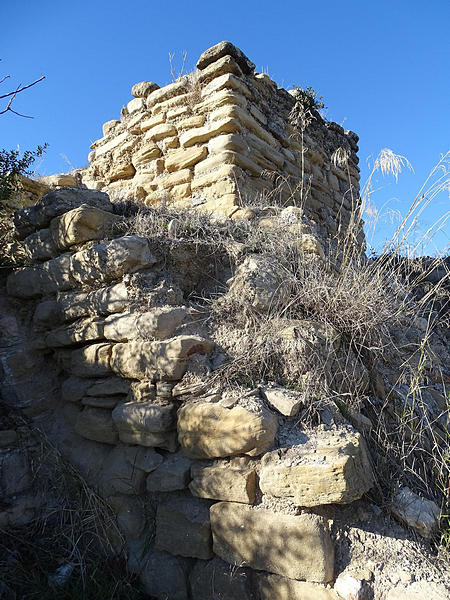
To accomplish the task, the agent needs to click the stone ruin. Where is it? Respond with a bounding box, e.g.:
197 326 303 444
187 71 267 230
1 43 449 600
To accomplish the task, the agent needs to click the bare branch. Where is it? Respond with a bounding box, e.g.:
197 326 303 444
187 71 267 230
0 75 45 100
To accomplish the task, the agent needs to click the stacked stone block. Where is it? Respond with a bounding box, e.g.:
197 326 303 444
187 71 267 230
3 188 377 599
83 41 362 243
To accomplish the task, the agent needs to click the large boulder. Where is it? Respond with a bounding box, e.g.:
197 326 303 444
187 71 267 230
210 503 334 583
177 401 278 459
197 41 255 74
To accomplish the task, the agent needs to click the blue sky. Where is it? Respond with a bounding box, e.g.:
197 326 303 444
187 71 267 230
1 0 449 254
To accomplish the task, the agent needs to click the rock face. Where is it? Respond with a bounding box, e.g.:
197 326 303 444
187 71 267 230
155 496 213 559
177 402 278 459
259 428 373 507
210 503 334 583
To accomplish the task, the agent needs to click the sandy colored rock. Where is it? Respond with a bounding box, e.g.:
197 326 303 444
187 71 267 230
44 317 104 347
70 236 156 286
259 429 373 507
259 574 341 600
201 72 251 98
155 496 213 559
177 402 278 459
197 55 244 83
74 406 118 444
58 282 129 322
197 41 255 74
143 123 177 142
261 385 303 417
50 204 120 249
189 460 256 503
22 228 58 261
179 117 242 147
211 503 334 583
165 145 208 172
103 307 187 342
227 255 290 313
131 80 159 98
112 400 177 445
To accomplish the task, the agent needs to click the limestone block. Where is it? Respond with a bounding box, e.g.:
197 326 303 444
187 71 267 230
208 133 248 154
189 459 256 503
58 282 129 322
45 317 104 347
108 160 136 182
193 193 239 217
259 429 374 507
102 120 120 136
7 253 73 298
201 72 251 99
127 97 145 114
249 103 267 125
261 385 303 417
167 105 190 120
190 557 256 600
140 113 166 132
135 158 164 176
179 117 242 148
161 135 179 151
175 114 205 130
131 81 159 98
95 132 128 158
391 486 440 539
0 450 31 496
194 150 262 177
155 496 213 559
140 550 190 600
211 105 277 147
196 89 247 114
74 406 119 444
127 113 146 135
86 376 131 397
50 204 120 250
165 146 208 172
13 187 112 239
104 306 187 341
157 169 192 190
143 122 177 142
227 255 290 313
259 574 341 600
129 380 156 402
197 41 255 74
247 132 285 168
124 445 163 472
190 164 242 192
177 402 278 459
131 143 161 168
146 451 192 492
100 446 147 495
210 504 334 583
70 236 156 286
146 79 188 109
22 228 58 261
151 92 192 116
70 343 112 377
112 400 177 446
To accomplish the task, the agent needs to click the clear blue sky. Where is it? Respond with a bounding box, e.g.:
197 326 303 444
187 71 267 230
1 0 449 254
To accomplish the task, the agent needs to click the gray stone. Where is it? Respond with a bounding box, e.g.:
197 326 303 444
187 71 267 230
7 252 73 298
146 451 192 491
139 550 189 600
103 306 187 341
74 407 119 444
197 41 255 74
81 395 123 408
261 385 303 417
58 282 129 322
86 376 131 397
124 446 163 473
391 486 440 539
44 317 104 347
22 227 58 261
62 376 96 402
386 582 449 600
13 188 112 239
0 450 31 496
70 343 113 377
131 81 159 98
112 400 177 445
99 446 147 496
155 496 213 559
190 557 256 600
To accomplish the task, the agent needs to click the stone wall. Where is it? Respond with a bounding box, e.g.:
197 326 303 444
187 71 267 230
1 188 379 600
82 42 362 245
